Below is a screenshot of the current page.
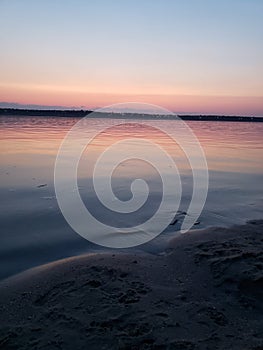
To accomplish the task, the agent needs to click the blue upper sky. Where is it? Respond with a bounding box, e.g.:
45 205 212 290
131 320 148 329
0 0 262 114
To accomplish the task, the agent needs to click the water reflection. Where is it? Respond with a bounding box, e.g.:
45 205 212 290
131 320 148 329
0 116 262 279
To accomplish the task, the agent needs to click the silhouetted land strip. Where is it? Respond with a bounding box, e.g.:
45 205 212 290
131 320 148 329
0 108 263 122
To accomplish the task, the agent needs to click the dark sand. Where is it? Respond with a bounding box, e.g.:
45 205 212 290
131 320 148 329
0 221 262 350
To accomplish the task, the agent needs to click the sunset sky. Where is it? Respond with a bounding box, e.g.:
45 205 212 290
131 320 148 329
0 0 263 115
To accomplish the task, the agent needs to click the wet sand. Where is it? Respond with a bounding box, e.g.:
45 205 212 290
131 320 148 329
0 220 262 349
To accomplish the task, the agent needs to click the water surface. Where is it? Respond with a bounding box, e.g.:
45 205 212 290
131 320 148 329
1 116 262 279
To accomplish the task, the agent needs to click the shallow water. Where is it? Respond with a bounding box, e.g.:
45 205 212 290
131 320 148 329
0 116 263 279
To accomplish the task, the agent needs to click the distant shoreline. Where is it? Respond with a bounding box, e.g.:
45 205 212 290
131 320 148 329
0 108 263 122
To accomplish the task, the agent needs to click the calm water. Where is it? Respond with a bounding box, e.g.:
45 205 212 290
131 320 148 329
1 116 263 279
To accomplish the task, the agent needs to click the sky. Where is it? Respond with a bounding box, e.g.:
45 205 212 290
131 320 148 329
0 0 263 115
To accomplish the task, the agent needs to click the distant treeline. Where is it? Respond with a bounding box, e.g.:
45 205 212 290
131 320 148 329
0 108 91 118
0 108 262 122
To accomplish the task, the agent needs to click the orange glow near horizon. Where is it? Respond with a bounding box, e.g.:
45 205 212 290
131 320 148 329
0 83 263 116
1 1 263 116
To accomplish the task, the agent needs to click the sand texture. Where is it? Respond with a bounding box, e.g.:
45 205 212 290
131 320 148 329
0 220 262 350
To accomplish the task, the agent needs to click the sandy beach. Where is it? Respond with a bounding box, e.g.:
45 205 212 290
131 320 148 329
0 220 262 350
1 0 263 348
